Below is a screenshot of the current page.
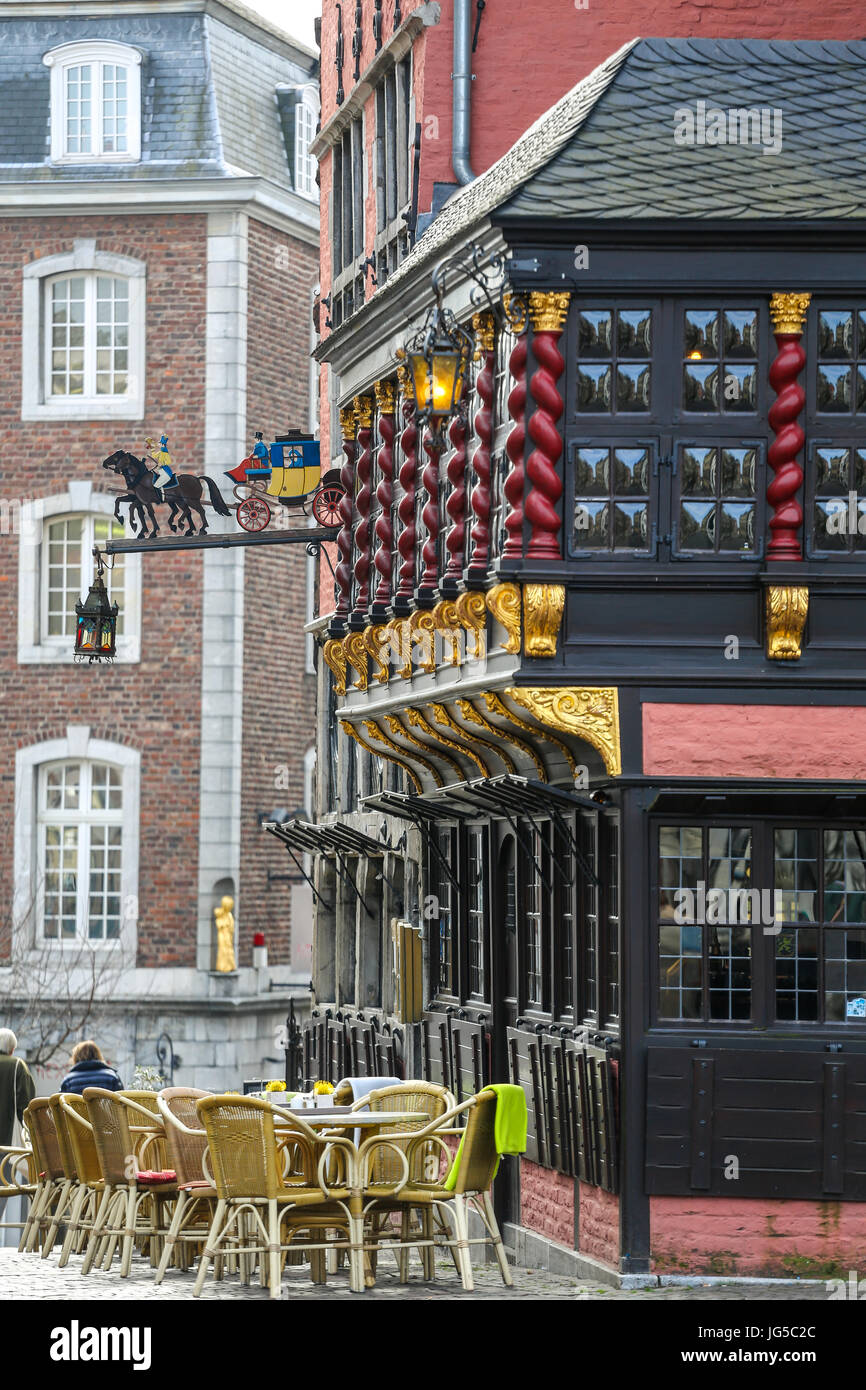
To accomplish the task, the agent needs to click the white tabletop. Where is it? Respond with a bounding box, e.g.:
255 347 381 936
273 1110 423 1128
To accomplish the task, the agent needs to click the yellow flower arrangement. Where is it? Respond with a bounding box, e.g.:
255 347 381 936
265 1080 287 1092
313 1080 335 1095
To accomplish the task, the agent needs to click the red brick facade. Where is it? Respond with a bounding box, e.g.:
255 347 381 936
520 1159 576 1250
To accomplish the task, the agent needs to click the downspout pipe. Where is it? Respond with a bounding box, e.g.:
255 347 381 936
452 0 476 184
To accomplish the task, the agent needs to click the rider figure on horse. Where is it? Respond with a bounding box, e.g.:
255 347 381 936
145 435 178 498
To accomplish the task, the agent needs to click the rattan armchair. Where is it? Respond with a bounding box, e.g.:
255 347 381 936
153 1087 216 1285
42 1094 81 1257
16 1099 67 1256
194 1095 361 1298
1 1138 37 1251
57 1094 106 1267
80 1088 177 1279
359 1088 513 1292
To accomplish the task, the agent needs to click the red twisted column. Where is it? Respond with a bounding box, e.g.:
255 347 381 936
466 310 495 584
350 394 374 623
394 380 417 610
417 425 442 603
332 404 356 632
442 409 468 588
525 291 570 560
372 379 396 613
767 292 811 562
502 327 528 561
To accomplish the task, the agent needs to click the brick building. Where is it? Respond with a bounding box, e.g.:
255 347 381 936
291 0 866 1282
0 0 319 1095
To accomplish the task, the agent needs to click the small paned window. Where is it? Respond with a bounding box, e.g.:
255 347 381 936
682 308 758 413
48 274 130 400
658 824 753 1022
676 444 759 552
775 828 866 1023
295 95 317 198
573 444 651 551
436 828 454 994
45 42 141 163
810 445 866 553
606 819 620 1022
583 815 599 1021
814 310 866 414
42 514 126 644
576 307 652 415
467 827 487 998
39 761 123 942
526 827 544 1007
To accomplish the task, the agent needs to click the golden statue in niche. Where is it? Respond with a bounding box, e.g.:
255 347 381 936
214 895 236 973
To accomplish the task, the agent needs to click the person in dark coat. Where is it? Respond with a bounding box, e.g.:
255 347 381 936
60 1040 124 1095
0 1030 35 1146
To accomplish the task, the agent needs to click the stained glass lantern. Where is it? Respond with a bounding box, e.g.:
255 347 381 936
74 550 118 664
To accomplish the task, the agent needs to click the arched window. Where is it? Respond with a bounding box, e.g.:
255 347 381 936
18 484 141 664
44 41 142 163
22 241 145 421
14 732 140 955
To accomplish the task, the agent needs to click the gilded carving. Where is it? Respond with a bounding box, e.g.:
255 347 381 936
352 394 373 428
341 719 424 794
385 712 462 783
458 697 546 780
528 290 571 333
374 379 396 413
362 623 390 684
765 585 809 660
430 701 515 774
455 589 487 660
485 582 521 654
408 706 488 778
431 598 462 666
322 638 347 697
484 689 578 778
769 292 812 336
339 404 356 434
472 309 496 358
504 686 621 777
384 616 412 679
342 630 368 691
523 583 566 658
408 608 437 673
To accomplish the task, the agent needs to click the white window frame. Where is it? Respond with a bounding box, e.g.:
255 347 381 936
37 759 125 946
13 730 140 961
22 239 145 421
295 88 319 201
44 41 142 164
18 483 141 665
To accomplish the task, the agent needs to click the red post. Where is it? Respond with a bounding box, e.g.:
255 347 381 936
350 394 373 622
525 291 570 561
372 379 396 612
466 310 495 584
332 403 356 632
394 382 417 610
502 329 528 561
442 409 468 587
767 292 811 562
417 425 442 603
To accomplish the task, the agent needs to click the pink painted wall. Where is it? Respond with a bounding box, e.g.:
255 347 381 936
651 1195 866 1279
578 1181 620 1267
520 1159 575 1249
643 703 866 779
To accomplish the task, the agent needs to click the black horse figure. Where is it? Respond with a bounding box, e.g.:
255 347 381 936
102 450 231 537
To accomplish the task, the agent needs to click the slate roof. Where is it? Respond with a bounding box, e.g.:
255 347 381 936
370 36 866 310
0 8 315 186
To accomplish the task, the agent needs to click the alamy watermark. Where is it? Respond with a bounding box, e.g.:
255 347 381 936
674 100 783 156
674 881 783 933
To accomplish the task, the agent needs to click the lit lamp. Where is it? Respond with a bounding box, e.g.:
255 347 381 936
400 286 473 439
74 549 118 664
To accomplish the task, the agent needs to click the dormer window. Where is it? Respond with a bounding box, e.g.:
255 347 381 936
44 41 142 164
295 89 318 200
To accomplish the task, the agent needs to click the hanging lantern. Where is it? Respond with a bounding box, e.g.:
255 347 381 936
74 549 118 664
400 275 474 428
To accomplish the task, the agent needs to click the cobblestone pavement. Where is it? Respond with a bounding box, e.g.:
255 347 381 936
0 1248 830 1300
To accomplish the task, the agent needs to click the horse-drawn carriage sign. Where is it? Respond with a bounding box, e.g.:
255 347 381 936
102 428 345 539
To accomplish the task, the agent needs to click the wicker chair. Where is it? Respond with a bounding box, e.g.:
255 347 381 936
17 1099 66 1255
153 1087 216 1285
349 1082 454 1281
1 1135 37 1252
360 1088 514 1292
42 1094 81 1257
57 1094 107 1267
194 1095 360 1298
80 1088 177 1279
